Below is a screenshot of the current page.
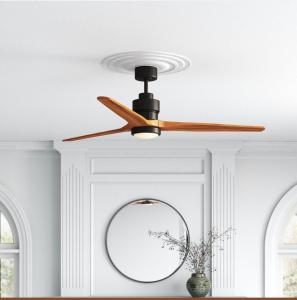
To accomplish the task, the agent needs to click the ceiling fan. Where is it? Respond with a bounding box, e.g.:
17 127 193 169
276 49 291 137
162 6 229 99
64 65 264 141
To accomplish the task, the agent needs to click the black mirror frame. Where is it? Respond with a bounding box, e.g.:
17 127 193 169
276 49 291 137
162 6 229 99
105 198 190 283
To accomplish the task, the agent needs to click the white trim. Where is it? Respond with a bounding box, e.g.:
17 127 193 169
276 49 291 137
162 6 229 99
54 139 243 153
239 141 297 158
0 141 53 151
60 153 90 296
55 139 297 155
209 148 238 296
0 184 32 297
265 185 297 297
0 139 288 155
54 139 297 157
90 174 206 183
0 249 20 254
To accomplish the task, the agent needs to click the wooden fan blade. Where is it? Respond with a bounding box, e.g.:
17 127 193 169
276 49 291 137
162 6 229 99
63 125 130 141
159 121 265 132
97 96 148 126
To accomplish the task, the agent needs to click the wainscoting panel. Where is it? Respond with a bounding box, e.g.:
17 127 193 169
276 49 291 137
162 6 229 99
90 156 205 174
55 141 239 297
88 148 210 296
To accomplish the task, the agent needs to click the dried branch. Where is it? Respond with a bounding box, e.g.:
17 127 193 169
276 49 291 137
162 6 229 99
149 227 235 274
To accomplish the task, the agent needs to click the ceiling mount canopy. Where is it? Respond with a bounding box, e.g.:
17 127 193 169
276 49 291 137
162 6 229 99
63 52 265 142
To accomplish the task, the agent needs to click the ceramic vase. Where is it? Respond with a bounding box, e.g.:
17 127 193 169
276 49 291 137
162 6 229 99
186 272 211 297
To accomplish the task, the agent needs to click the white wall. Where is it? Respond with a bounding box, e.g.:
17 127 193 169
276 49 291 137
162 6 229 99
0 149 60 296
2 141 296 297
235 153 297 297
60 140 297 297
55 141 211 297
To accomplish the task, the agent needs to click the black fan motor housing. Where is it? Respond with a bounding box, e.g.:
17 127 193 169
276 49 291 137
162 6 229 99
133 93 160 120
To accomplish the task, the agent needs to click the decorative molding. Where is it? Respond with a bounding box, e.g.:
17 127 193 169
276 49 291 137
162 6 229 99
55 139 297 156
239 141 297 158
61 165 84 289
209 148 238 296
0 184 32 297
90 173 206 183
54 140 209 154
0 141 54 151
87 149 208 158
57 141 211 296
90 156 204 174
60 153 90 296
101 51 191 75
88 150 211 296
0 139 295 155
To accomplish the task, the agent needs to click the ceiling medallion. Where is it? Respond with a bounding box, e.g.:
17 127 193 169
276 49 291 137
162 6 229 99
101 51 191 75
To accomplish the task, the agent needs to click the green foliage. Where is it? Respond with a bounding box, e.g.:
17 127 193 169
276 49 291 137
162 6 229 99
0 258 14 297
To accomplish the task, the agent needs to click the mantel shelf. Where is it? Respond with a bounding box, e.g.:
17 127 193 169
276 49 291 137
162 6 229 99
6 297 267 299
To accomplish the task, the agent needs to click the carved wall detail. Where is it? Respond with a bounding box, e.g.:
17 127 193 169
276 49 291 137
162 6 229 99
54 141 240 297
210 149 238 296
212 165 234 288
61 164 85 291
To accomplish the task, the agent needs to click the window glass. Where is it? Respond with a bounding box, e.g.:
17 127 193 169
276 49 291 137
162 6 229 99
283 213 297 244
0 257 15 297
283 256 297 297
0 207 19 297
0 213 14 244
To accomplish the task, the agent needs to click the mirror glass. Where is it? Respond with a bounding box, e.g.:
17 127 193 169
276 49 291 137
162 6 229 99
106 199 189 282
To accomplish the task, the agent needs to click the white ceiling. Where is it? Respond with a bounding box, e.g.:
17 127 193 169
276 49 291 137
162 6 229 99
0 0 297 141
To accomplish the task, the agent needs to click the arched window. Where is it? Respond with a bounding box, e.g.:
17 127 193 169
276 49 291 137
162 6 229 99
265 185 297 297
281 211 297 296
0 185 32 297
0 204 19 297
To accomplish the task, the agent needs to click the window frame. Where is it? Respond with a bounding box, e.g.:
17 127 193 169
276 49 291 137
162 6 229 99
0 204 20 297
265 185 297 296
0 185 32 297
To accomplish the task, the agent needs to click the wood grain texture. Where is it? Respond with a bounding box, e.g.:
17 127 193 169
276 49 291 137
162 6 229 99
64 97 265 141
98 96 148 126
2 297 274 299
63 125 130 141
159 120 265 132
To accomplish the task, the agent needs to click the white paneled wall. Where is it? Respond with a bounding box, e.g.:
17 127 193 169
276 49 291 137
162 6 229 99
0 140 294 297
55 140 242 297
55 141 211 296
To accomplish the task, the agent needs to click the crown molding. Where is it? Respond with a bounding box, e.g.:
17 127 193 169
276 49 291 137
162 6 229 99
239 141 297 158
54 139 297 157
54 139 245 154
1 140 297 156
0 141 54 151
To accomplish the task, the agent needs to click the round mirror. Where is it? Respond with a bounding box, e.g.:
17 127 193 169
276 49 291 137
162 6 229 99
105 199 189 282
